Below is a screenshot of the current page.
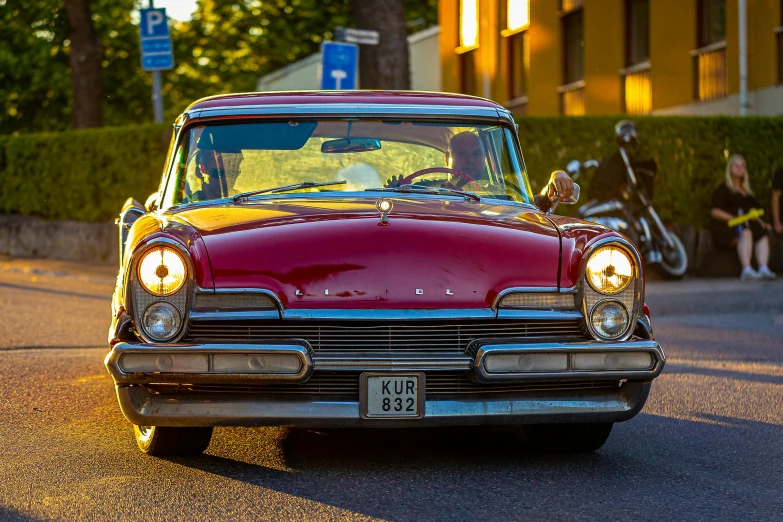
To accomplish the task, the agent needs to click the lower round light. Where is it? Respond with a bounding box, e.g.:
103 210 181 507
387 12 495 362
590 300 629 339
142 301 182 341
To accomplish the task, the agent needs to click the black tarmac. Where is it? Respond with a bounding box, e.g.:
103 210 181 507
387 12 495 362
1 257 781 521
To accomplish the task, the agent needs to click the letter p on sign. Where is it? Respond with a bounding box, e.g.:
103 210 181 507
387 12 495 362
146 10 164 36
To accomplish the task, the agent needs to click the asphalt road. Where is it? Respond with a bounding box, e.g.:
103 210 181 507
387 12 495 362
1 256 782 521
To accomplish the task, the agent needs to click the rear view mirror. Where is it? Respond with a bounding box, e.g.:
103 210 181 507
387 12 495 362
321 138 381 154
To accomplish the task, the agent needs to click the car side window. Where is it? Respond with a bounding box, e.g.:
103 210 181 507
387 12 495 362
161 144 187 209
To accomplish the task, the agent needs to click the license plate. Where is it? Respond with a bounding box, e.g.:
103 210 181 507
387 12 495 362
360 373 425 419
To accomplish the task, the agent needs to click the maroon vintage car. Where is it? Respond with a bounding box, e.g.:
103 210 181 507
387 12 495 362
106 91 664 455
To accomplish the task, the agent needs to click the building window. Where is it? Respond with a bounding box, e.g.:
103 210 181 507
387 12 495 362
501 1 530 112
460 51 477 95
622 0 651 115
506 0 530 33
560 5 584 114
560 85 585 116
693 0 727 101
626 0 649 66
623 70 652 115
778 27 783 85
777 5 783 85
457 0 479 52
562 9 584 85
560 0 584 12
698 0 726 48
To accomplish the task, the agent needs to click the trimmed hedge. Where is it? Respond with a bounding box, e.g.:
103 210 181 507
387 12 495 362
518 116 783 228
0 117 781 226
0 124 171 222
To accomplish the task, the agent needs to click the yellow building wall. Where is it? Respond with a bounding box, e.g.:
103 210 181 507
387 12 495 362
584 0 625 114
440 0 460 94
649 0 697 110
527 0 561 115
748 0 781 90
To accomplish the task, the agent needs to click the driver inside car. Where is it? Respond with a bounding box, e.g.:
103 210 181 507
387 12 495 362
384 131 575 210
184 149 227 202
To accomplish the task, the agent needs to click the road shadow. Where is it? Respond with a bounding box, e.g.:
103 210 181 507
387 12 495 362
165 413 783 520
0 505 47 521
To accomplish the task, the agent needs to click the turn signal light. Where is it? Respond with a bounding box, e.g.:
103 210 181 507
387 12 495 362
212 354 302 374
572 352 653 371
484 353 568 373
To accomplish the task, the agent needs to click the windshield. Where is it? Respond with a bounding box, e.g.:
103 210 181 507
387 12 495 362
161 119 533 207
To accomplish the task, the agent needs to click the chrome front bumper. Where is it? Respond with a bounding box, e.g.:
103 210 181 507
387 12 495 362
105 340 664 427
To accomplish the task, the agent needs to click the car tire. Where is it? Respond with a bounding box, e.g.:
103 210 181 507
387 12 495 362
133 425 213 456
522 422 613 452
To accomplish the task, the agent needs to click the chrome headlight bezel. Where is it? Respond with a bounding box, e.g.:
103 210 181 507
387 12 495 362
581 237 642 342
124 238 194 344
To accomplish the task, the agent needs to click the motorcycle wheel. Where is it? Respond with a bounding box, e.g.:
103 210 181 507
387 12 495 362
653 230 688 279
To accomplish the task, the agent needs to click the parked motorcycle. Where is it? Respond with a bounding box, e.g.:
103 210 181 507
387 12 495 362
565 123 688 279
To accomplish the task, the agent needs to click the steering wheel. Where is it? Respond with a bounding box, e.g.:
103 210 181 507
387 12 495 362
396 167 481 192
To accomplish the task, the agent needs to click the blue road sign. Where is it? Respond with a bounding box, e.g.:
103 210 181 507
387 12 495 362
139 8 170 38
140 8 173 71
320 42 358 90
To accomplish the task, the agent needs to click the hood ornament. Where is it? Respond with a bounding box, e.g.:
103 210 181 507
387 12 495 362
376 197 393 224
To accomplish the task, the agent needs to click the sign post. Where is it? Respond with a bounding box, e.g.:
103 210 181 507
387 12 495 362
139 1 173 123
319 41 359 90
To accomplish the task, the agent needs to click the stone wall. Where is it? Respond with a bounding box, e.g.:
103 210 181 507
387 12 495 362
0 214 117 265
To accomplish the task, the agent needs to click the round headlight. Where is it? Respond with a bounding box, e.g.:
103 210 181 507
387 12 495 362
138 246 187 296
585 245 634 294
590 300 629 339
142 301 182 341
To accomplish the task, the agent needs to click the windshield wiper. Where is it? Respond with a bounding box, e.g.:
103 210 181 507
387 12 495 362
233 180 347 202
367 184 481 202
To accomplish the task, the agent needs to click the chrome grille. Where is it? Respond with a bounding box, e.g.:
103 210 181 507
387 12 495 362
183 319 586 352
146 372 619 399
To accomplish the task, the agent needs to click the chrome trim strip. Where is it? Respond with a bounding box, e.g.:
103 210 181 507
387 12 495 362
472 340 664 383
580 237 644 342
496 309 584 321
114 381 651 427
105 342 313 385
312 353 473 372
187 104 511 123
281 308 498 321
189 310 281 321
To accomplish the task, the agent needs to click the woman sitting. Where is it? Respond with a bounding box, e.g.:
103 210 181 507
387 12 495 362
710 154 776 280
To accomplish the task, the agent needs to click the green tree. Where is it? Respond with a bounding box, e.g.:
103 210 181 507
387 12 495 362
163 0 353 119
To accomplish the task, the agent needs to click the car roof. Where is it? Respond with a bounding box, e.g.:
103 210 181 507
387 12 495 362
185 91 504 113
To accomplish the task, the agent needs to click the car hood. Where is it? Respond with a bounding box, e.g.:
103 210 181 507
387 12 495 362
170 196 561 309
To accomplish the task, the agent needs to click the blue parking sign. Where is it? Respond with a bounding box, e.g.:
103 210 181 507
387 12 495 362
320 42 358 90
140 8 174 71
140 8 170 38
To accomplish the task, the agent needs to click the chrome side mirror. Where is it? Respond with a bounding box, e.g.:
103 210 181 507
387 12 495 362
144 192 160 213
546 183 580 215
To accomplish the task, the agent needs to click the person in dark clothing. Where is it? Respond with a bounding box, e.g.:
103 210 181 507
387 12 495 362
710 154 775 280
589 120 656 203
772 168 783 235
